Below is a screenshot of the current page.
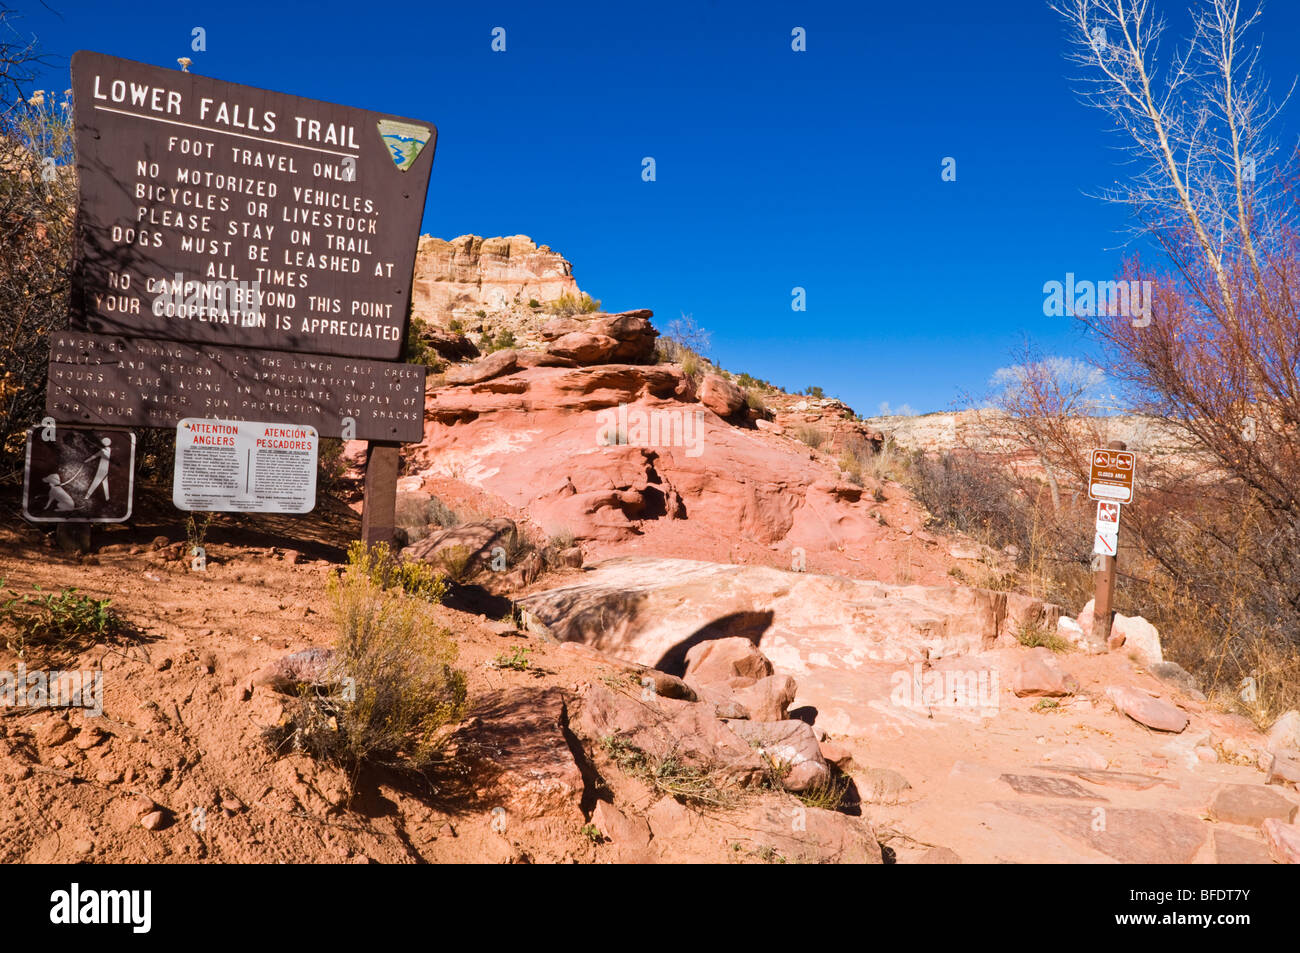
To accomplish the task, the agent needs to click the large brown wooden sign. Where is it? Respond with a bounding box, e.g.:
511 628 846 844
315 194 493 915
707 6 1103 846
70 50 436 361
46 332 425 442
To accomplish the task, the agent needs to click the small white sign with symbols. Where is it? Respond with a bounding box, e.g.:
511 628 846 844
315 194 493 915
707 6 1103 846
173 419 317 513
1093 501 1120 556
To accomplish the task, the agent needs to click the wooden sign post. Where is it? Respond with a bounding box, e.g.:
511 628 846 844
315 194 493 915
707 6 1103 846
1088 440 1133 651
360 442 401 548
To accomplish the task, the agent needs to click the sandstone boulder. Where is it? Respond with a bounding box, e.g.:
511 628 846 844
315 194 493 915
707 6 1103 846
1105 685 1188 733
1262 818 1300 863
683 636 773 685
540 310 658 364
1011 648 1078 698
546 331 621 365
699 374 746 418
570 683 765 789
728 719 831 792
404 517 519 576
1267 710 1300 754
445 348 519 385
252 647 336 694
1077 599 1163 665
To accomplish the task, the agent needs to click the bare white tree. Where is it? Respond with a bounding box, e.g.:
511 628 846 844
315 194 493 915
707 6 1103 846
1050 0 1293 317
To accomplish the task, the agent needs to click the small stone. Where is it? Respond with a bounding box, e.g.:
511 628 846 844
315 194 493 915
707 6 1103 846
155 657 172 672
150 535 170 550
129 793 156 816
1261 818 1300 864
72 839 94 855
221 797 245 814
140 810 166 832
74 728 105 750
1106 685 1188 733
95 768 122 785
38 719 75 747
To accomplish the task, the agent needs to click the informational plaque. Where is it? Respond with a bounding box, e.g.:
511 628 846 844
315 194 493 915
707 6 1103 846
46 331 426 442
21 425 135 523
173 418 317 513
1088 448 1136 504
70 50 436 361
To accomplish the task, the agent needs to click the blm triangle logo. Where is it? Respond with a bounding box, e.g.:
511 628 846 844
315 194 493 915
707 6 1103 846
376 119 431 171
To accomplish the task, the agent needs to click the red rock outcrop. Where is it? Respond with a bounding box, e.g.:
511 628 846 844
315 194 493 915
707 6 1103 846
411 234 581 324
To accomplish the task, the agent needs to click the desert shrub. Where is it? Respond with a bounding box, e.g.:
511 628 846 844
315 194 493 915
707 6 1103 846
404 314 441 368
0 75 76 483
432 544 476 585
794 426 826 450
908 452 1030 547
490 646 531 671
801 386 825 400
793 772 851 811
267 555 467 780
426 495 463 529
680 352 701 379
394 495 434 542
449 317 465 332
745 389 768 413
1016 621 1071 653
548 292 601 316
490 328 517 352
600 736 734 807
316 437 349 499
345 540 447 603
0 581 130 659
838 450 863 484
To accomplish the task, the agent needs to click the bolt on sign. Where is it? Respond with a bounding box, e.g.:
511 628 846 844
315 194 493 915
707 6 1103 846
1088 447 1135 504
173 419 317 513
69 50 436 361
21 426 136 522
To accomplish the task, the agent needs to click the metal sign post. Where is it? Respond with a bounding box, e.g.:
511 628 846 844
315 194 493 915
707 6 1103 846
1088 441 1130 650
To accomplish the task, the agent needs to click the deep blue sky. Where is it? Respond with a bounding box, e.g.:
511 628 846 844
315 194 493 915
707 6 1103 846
15 0 1300 414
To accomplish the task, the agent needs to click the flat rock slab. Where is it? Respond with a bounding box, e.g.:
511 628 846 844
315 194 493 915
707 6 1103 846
855 766 914 805
994 802 1206 864
1040 766 1174 791
1000 774 1107 801
1106 685 1188 733
461 686 586 821
1213 829 1274 865
1210 784 1298 826
646 796 883 864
